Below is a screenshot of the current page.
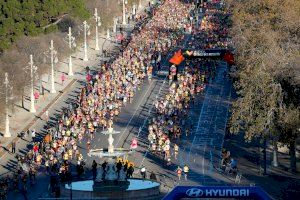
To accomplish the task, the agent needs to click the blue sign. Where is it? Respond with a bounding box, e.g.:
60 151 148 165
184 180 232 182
162 186 272 200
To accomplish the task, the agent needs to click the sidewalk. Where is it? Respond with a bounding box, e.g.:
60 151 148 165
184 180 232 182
0 34 110 155
223 132 300 199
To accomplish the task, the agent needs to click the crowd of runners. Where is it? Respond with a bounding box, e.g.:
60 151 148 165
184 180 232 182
0 0 232 198
147 1 231 181
0 0 197 198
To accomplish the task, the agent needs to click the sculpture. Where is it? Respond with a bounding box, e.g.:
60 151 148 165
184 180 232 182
87 127 133 184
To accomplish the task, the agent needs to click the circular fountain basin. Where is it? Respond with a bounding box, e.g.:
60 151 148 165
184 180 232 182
97 151 127 157
88 149 133 158
62 179 161 199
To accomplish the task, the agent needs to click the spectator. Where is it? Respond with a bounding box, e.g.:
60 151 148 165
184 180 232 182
31 129 36 143
116 160 123 178
92 160 97 180
127 164 134 178
149 172 157 181
11 141 16 154
140 166 146 179
229 158 237 173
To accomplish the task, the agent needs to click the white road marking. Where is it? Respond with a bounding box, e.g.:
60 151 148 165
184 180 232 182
137 34 194 168
115 80 154 146
203 143 206 176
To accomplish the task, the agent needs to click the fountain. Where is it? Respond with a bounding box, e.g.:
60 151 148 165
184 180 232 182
88 127 132 191
62 127 161 199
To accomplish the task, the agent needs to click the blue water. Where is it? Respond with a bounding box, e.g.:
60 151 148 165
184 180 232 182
65 179 160 191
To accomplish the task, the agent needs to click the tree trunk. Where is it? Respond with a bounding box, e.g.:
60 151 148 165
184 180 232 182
21 92 25 108
11 101 15 114
272 140 279 167
289 140 297 172
263 138 267 175
39 78 42 93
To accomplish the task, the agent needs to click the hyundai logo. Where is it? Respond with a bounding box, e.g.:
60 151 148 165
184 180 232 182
186 188 204 197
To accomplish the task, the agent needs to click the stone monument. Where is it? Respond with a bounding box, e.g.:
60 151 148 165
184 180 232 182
62 126 161 199
87 127 133 191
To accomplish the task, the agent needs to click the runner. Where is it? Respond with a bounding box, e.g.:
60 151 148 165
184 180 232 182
140 165 146 179
183 164 189 181
176 166 183 181
174 144 179 160
147 65 153 81
45 110 49 122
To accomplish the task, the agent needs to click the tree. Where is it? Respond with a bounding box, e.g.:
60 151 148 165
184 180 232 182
278 106 300 172
0 0 90 52
227 0 300 172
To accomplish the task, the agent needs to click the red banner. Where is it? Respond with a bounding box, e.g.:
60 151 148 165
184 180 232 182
223 51 234 65
169 49 185 65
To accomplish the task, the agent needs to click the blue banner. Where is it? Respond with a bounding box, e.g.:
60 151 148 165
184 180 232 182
162 186 272 200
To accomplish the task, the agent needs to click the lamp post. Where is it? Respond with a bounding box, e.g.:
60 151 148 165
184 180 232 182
80 21 91 61
122 0 128 25
28 55 37 113
107 28 110 39
94 8 101 51
132 4 137 15
4 73 11 138
65 27 76 76
113 18 118 33
50 40 58 93
10 83 15 114
44 40 58 94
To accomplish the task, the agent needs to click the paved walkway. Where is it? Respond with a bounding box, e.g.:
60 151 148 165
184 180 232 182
2 39 117 199
0 36 113 154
